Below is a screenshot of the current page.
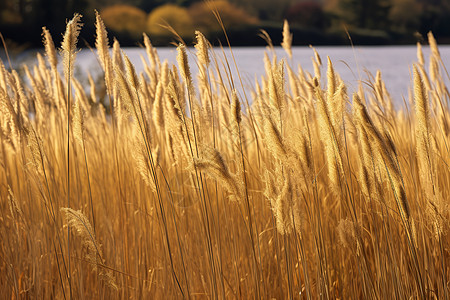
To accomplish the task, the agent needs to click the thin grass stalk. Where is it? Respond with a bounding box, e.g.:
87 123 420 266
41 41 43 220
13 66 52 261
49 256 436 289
28 125 70 299
209 2 263 170
177 43 220 297
60 14 82 297
122 62 186 296
157 165 191 298
292 213 312 300
341 116 379 299
199 40 227 296
73 102 95 233
303 104 331 298
231 88 263 295
238 117 263 296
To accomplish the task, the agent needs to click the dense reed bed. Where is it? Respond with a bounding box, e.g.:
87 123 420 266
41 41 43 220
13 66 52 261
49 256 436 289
0 14 449 299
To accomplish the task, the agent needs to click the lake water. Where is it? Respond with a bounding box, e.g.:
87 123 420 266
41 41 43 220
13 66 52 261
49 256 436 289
6 45 450 107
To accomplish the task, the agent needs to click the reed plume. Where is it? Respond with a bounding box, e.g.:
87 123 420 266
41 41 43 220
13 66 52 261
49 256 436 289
413 64 434 194
72 100 84 147
132 136 157 193
177 43 193 93
337 219 361 255
417 42 425 67
27 126 45 177
152 81 165 132
194 146 242 201
264 115 287 160
95 11 113 95
326 56 336 102
195 31 210 67
281 20 292 60
2 20 450 299
42 27 57 72
428 32 440 60
230 89 242 129
353 93 410 222
60 14 82 82
143 33 160 70
61 208 117 290
314 77 344 194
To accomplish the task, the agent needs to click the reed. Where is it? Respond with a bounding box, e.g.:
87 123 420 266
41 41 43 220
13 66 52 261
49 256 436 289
0 17 449 299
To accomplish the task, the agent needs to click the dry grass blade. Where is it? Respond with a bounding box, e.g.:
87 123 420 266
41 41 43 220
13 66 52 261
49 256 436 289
1 19 449 299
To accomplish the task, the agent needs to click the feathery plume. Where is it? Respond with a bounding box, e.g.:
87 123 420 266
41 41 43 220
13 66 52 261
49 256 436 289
230 89 242 125
427 192 450 239
273 173 294 234
112 38 124 73
357 124 376 199
281 20 293 59
326 56 336 102
194 146 243 201
428 31 440 60
115 64 137 120
417 42 425 66
8 186 23 223
143 33 159 70
152 81 165 131
330 81 347 130
42 27 57 71
123 52 139 91
27 126 46 179
95 11 113 94
87 73 97 103
314 77 344 193
311 46 322 66
177 43 193 90
264 116 287 159
61 208 117 290
132 136 157 193
413 65 432 180
60 14 82 81
267 59 285 118
72 100 84 147
195 31 210 66
353 93 410 221
337 219 361 255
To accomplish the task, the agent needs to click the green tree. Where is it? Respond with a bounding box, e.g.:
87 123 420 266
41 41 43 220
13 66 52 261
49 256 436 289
85 0 142 11
0 0 88 45
389 0 421 32
140 0 197 12
417 0 450 37
286 1 327 29
0 0 23 25
233 0 292 22
339 0 391 30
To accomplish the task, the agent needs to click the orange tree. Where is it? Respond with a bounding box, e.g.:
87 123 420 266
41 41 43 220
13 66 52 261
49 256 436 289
189 0 259 35
101 4 147 39
146 4 194 38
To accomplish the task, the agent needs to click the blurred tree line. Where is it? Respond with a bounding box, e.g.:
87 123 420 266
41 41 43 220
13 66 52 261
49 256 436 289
1 0 450 48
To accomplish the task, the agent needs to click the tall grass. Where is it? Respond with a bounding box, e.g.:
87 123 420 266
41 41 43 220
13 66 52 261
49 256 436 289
0 15 449 299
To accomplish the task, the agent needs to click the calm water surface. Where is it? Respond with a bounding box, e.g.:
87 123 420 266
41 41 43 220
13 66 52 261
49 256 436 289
8 46 450 107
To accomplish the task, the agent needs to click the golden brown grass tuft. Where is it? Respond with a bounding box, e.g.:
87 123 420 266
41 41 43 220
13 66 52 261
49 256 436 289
0 19 449 300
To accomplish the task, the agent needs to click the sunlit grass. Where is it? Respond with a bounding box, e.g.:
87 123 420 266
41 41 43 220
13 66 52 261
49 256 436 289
0 15 449 299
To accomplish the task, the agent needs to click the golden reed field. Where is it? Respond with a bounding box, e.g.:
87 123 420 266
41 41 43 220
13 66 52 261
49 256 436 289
0 13 449 299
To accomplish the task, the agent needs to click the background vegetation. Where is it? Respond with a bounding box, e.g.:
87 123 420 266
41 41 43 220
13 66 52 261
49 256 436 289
1 0 450 48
